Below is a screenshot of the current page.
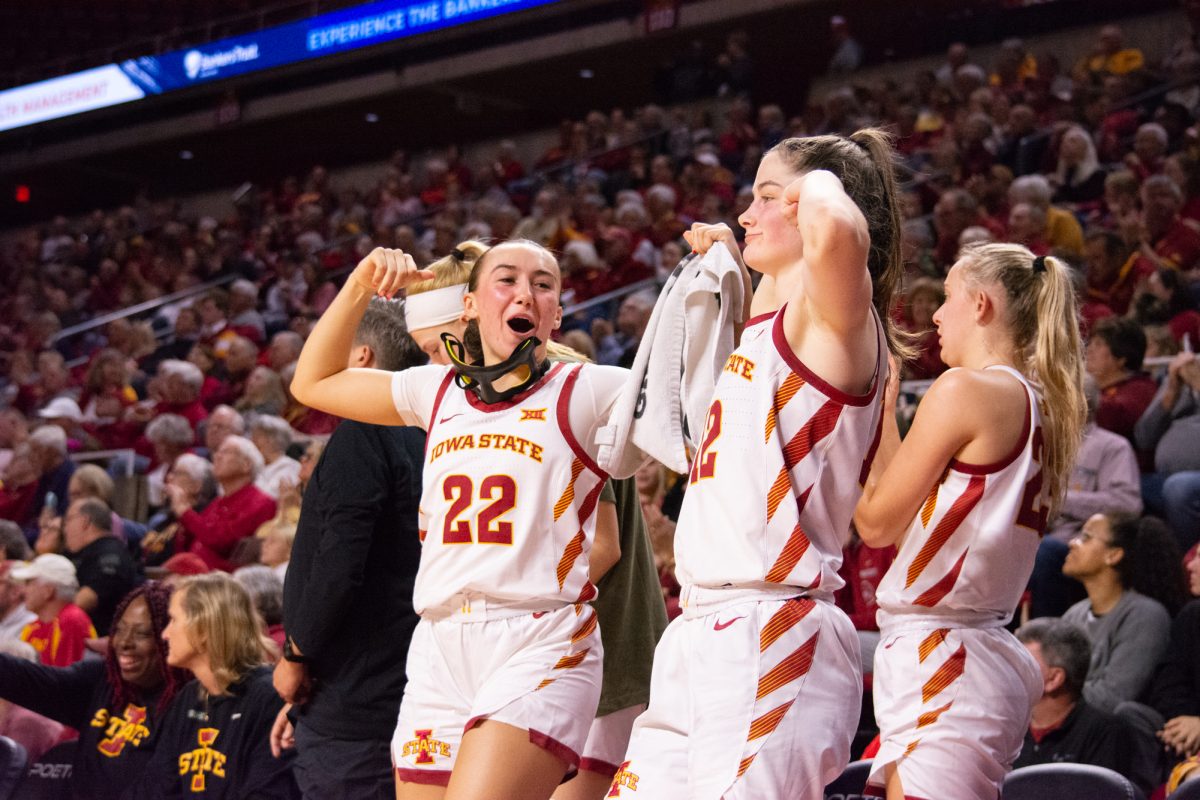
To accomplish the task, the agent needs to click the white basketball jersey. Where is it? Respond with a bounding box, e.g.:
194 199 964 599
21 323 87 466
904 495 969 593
413 363 609 616
675 307 887 595
876 366 1047 628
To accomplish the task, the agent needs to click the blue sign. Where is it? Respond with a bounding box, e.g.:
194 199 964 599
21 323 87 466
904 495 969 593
0 0 558 132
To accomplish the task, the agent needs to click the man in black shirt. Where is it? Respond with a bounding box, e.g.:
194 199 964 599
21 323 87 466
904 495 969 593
1015 618 1135 781
64 498 138 636
274 299 426 800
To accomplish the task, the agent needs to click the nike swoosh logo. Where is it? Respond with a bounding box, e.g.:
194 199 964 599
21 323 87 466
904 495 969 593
439 413 464 423
713 616 745 631
532 612 548 619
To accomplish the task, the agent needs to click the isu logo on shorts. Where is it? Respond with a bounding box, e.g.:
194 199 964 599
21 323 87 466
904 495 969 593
608 761 640 795
519 408 547 422
402 729 451 764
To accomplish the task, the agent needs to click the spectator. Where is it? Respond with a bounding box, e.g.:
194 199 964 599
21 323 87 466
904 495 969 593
14 553 96 667
1052 126 1106 206
932 188 998 270
63 498 138 636
1031 377 1141 619
1074 24 1145 83
0 582 188 800
233 565 285 651
195 290 240 359
1135 352 1200 550
170 435 277 572
1014 618 1134 780
827 15 863 75
78 349 137 424
0 559 34 641
144 413 195 509
0 407 28 475
223 335 260 401
1115 556 1200 791
0 521 30 561
1062 513 1182 712
203 403 245 457
600 290 655 368
0 638 64 763
1008 202 1051 255
1082 230 1139 319
142 453 218 568
267 331 304 373
0 441 41 530
249 415 300 500
1009 174 1085 257
1125 123 1169 182
235 366 288 417
133 573 298 797
228 280 266 344
255 518 294 584
273 298 425 800
1138 268 1200 350
1085 317 1157 447
1134 175 1200 276
29 423 74 520
900 277 946 380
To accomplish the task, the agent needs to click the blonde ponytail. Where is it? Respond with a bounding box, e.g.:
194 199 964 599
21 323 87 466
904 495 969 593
1029 254 1086 514
959 243 1086 515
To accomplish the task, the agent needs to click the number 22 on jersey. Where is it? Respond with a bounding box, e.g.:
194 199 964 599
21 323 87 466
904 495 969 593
442 474 517 545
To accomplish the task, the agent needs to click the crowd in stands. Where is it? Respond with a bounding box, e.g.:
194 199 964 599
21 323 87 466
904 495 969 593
1 15 1200 796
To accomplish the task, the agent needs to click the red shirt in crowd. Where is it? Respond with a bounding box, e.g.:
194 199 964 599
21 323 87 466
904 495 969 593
1087 253 1155 318
178 482 277 572
21 604 96 667
1135 219 1200 275
1096 372 1158 445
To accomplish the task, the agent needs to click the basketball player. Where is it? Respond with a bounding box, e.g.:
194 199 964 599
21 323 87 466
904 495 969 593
291 240 626 800
855 245 1086 800
613 130 909 799
403 247 669 800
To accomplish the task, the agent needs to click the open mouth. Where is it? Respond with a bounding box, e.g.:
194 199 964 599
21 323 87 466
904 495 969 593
507 317 535 334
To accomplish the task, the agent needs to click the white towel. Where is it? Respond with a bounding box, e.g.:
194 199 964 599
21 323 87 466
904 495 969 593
595 246 747 477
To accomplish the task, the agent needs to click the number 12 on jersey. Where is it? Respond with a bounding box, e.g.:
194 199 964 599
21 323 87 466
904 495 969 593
689 400 723 485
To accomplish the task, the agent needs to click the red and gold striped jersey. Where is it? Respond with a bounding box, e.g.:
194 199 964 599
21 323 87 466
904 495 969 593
876 366 1046 627
675 307 887 595
412 362 609 616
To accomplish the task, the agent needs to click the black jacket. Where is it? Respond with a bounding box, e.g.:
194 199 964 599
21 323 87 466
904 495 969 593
283 421 424 741
0 655 169 800
1149 599 1200 720
70 535 139 636
125 666 297 799
1015 700 1133 779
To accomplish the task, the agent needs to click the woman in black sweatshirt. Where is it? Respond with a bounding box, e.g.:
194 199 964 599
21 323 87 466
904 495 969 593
126 572 298 799
0 581 190 799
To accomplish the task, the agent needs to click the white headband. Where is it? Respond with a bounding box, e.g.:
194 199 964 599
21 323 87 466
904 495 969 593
404 284 467 332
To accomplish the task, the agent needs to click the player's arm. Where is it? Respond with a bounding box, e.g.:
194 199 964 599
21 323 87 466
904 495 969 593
854 371 981 548
291 248 433 425
589 496 621 584
783 170 873 335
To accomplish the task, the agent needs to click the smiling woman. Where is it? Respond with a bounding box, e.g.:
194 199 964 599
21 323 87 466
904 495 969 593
290 240 629 800
129 572 297 799
0 581 189 800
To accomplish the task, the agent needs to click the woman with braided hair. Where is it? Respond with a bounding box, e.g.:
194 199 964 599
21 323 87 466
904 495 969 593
0 581 189 799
